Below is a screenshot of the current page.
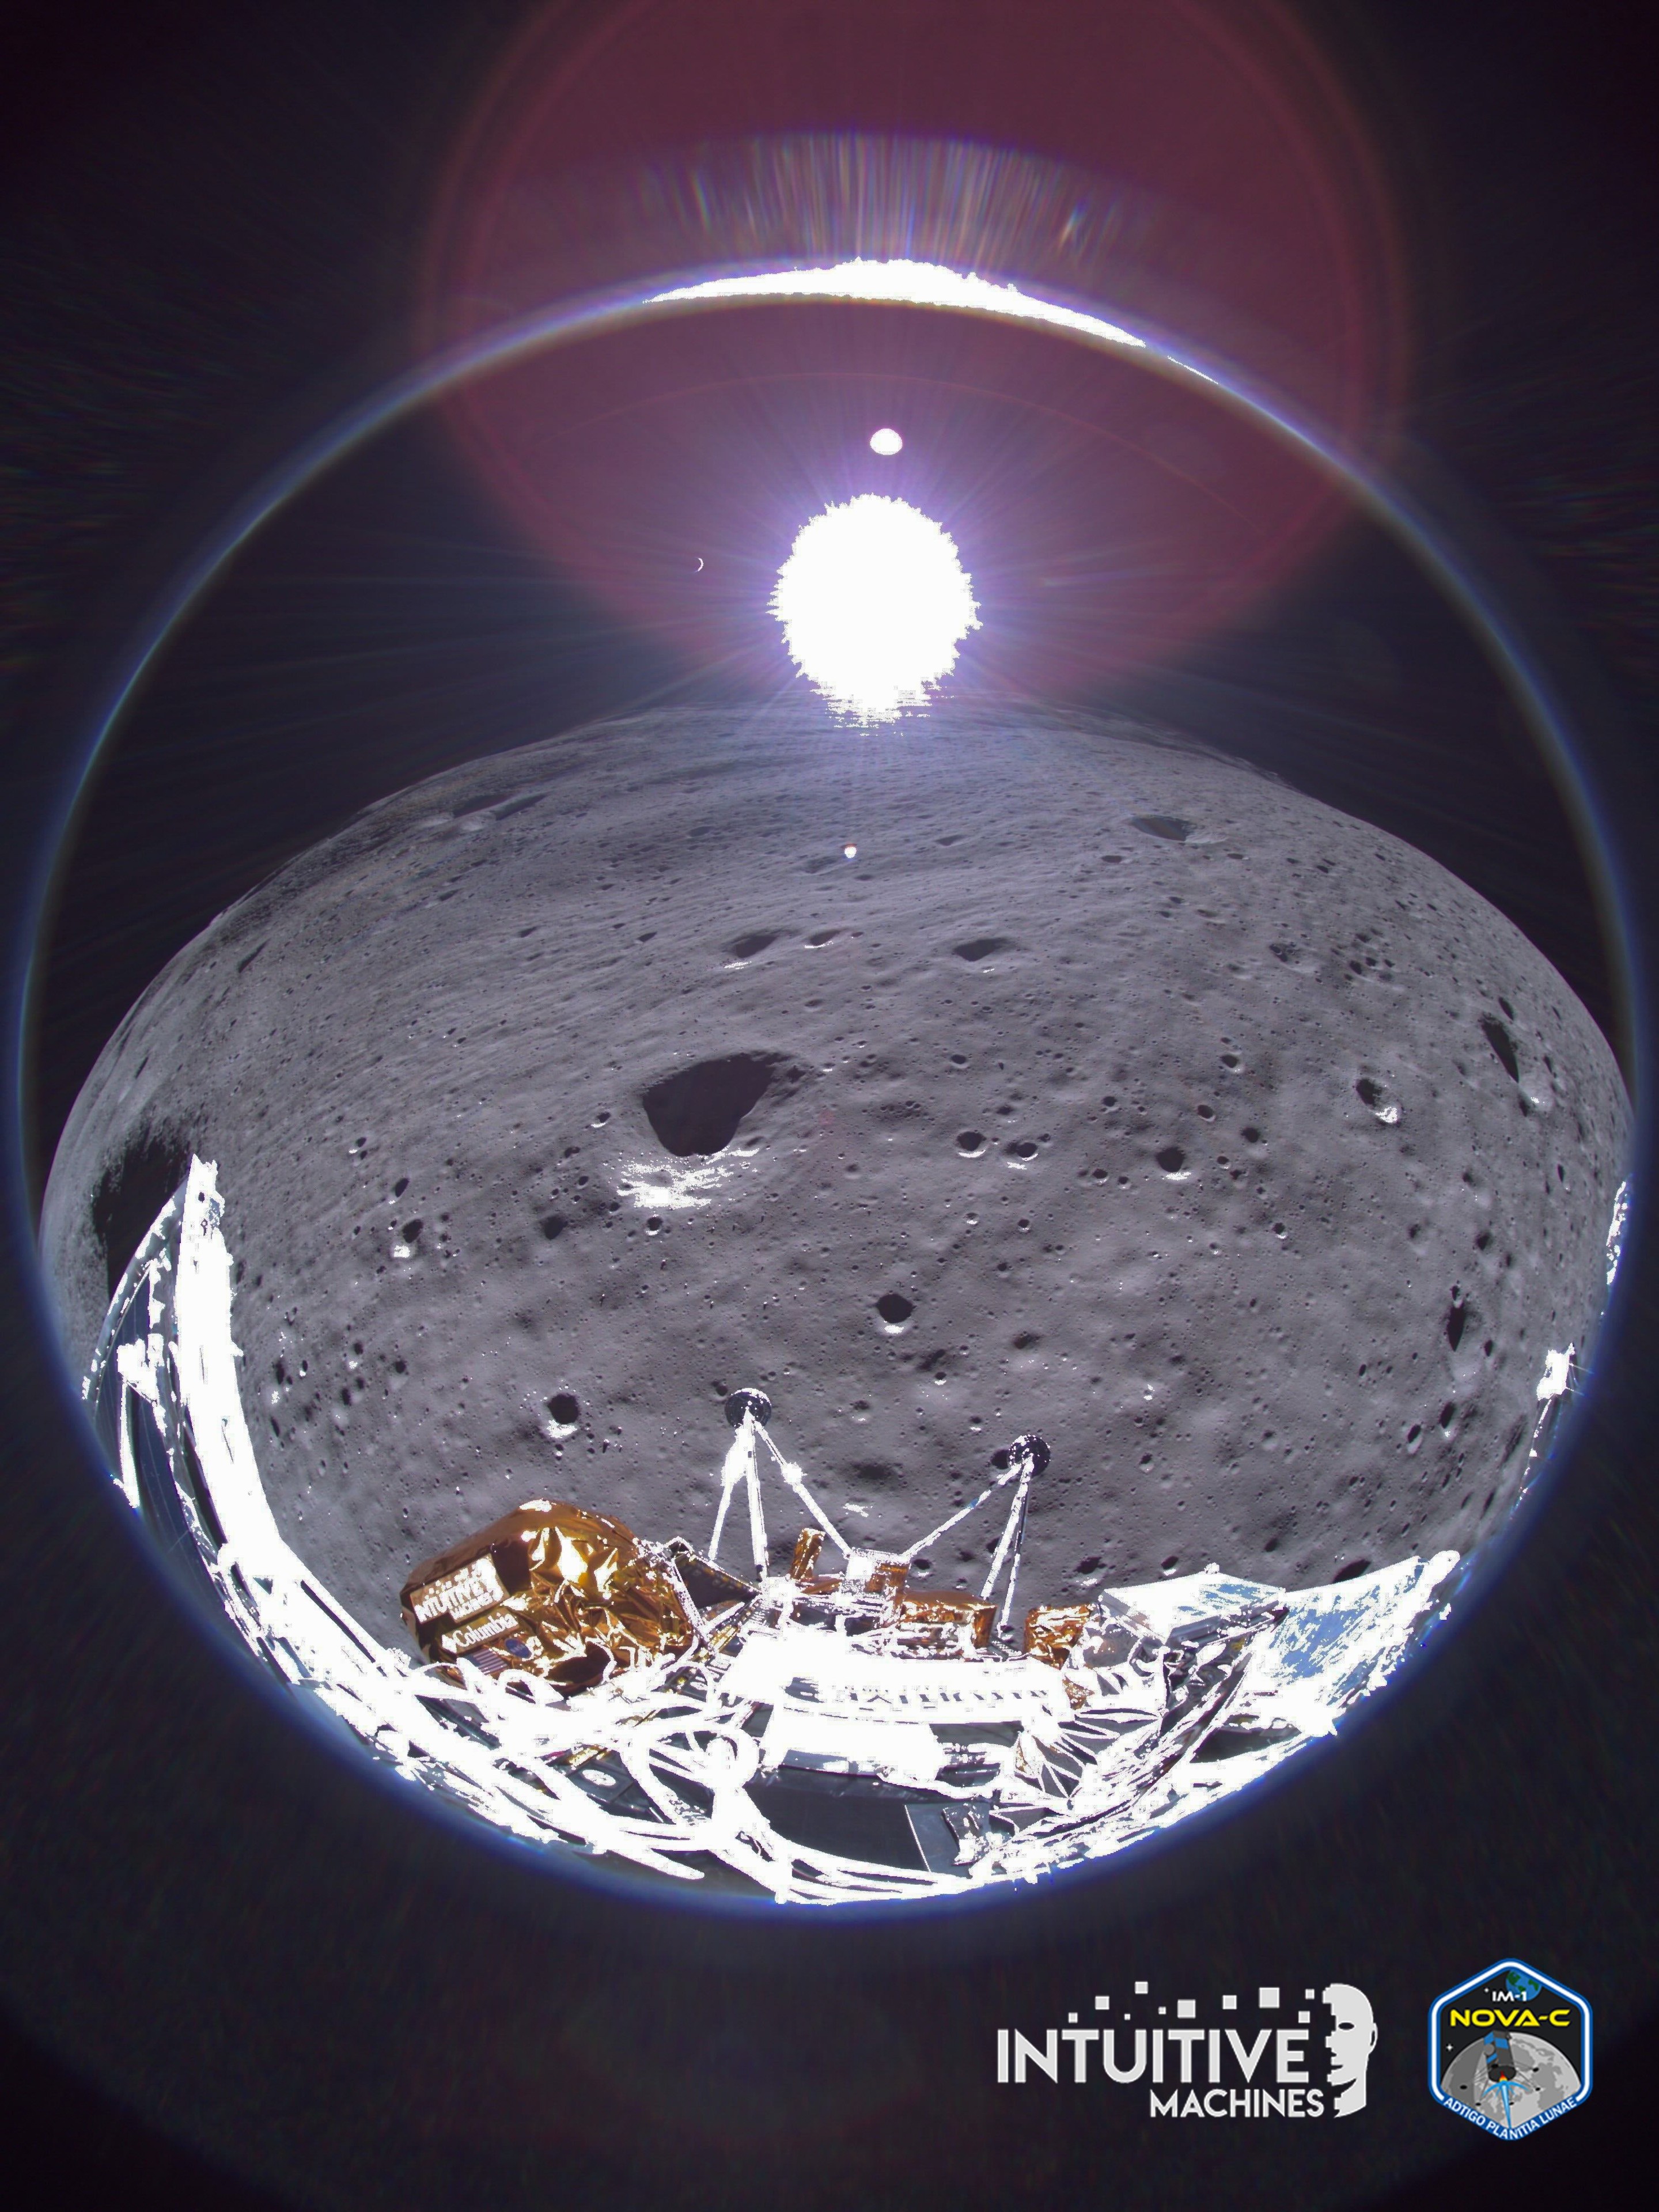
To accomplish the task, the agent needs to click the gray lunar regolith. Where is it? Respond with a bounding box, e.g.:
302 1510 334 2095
43 701 1630 1647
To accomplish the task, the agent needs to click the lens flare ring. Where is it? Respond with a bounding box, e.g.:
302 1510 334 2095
21 254 1638 1913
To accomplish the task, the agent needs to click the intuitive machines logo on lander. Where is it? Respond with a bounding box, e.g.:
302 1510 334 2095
997 1982 1377 2119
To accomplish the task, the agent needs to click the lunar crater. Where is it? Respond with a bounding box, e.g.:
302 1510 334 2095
44 702 1628 1642
723 930 780 963
639 1052 801 1156
91 1122 197 1299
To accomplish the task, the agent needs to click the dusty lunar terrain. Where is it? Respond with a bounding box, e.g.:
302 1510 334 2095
44 702 1630 1645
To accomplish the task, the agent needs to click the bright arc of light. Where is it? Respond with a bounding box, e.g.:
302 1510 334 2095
772 494 979 721
654 256 1150 356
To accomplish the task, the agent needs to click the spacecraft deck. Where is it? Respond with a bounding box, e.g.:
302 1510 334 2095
84 1159 1490 1903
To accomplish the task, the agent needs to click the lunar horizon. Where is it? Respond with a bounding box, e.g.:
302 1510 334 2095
43 698 1629 1651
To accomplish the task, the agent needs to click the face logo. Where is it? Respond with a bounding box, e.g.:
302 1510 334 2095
1324 1983 1378 2115
1429 1960 1591 2138
998 1978 1376 2120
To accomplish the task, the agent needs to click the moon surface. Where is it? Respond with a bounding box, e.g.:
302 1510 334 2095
1440 2032 1581 2126
43 702 1628 1649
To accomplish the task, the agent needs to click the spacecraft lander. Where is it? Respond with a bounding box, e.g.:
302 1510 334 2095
85 1158 1502 1903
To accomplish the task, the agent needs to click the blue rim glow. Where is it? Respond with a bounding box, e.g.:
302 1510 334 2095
11 253 1645 1921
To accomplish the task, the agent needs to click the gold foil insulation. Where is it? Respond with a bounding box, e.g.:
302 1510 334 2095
404 1497 1096 1694
1022 1602 1093 1670
789 1527 825 1581
891 1588 996 1657
402 1502 705 1691
783 1529 995 1654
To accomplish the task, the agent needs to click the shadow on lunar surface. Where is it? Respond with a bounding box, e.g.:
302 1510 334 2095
641 1054 800 1156
91 1125 195 1299
44 696 1631 1903
46 703 1627 1639
82 1158 1474 1904
16 207 1636 1925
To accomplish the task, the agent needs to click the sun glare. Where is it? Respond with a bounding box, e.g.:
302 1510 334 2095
771 494 979 722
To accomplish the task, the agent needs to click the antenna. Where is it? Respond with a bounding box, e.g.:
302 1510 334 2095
900 1431 1050 1639
709 1389 851 1573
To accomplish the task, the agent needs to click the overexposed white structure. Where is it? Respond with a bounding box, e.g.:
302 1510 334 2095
88 1159 1488 1904
772 495 979 721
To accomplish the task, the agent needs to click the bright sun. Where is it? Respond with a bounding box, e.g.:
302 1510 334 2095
771 494 979 722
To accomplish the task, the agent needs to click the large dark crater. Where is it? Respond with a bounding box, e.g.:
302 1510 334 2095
43 703 1630 1646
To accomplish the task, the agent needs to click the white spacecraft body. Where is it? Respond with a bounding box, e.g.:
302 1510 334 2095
82 1158 1512 1904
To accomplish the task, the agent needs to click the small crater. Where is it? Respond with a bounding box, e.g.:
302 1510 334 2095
725 930 779 961
1154 1146 1187 1175
1160 1555 1181 1575
1012 1331 1042 1350
805 930 842 948
539 1213 567 1241
1130 816 1194 842
1241 1126 1263 1145
953 935 1013 962
1005 1139 1040 1162
876 1292 915 1330
547 1392 581 1435
1479 1014 1520 1082
1075 1555 1102 1574
955 1130 987 1156
1219 1052 1241 1070
400 1219 424 1245
1333 1558 1371 1582
392 1176 410 1198
1438 1401 1456 1429
1355 1077 1401 1124
1445 1294 1468 1351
